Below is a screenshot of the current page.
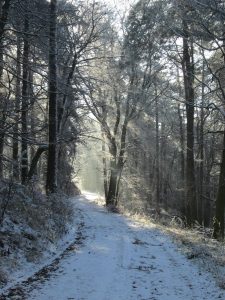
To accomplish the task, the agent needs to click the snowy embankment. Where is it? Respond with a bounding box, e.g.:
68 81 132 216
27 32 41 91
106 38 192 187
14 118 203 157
0 183 79 295
1 193 225 300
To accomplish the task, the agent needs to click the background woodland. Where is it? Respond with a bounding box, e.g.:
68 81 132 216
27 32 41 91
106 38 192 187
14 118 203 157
1 0 225 241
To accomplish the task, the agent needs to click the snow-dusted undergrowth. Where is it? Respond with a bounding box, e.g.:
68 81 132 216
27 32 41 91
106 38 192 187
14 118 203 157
0 180 78 291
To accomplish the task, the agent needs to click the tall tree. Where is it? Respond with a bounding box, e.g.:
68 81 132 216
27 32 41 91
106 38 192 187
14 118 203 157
46 0 58 194
0 0 11 77
182 18 197 225
0 0 11 177
12 30 22 180
21 3 30 184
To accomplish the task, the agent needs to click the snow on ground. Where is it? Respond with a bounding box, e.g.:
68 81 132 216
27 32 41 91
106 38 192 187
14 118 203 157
6 193 223 300
0 202 82 296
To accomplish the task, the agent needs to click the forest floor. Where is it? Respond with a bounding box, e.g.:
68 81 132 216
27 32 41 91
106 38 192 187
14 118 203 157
1 193 225 300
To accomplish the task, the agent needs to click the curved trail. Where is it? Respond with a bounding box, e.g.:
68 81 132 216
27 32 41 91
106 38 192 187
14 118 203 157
7 194 225 299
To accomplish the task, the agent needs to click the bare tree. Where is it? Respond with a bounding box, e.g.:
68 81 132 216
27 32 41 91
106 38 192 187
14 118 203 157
46 0 58 194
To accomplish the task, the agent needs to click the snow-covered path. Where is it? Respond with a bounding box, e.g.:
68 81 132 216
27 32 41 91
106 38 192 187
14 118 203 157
23 194 225 299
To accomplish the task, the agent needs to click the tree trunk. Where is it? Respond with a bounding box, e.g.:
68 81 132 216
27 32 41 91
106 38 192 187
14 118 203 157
204 174 211 227
106 162 118 206
178 104 185 183
21 8 30 184
0 134 5 178
204 134 215 227
58 52 77 135
101 130 108 199
13 31 22 180
0 99 7 178
182 21 197 225
0 0 11 78
0 0 11 38
106 139 117 206
28 145 48 181
46 0 58 194
198 61 205 225
110 117 129 206
213 128 225 240
29 69 38 176
0 0 11 177
155 96 160 205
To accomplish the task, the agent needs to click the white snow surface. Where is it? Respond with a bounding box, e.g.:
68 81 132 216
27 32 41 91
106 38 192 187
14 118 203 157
10 193 225 299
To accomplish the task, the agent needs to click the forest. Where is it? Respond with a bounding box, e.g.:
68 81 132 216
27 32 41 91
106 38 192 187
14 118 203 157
1 0 225 280
2 0 225 297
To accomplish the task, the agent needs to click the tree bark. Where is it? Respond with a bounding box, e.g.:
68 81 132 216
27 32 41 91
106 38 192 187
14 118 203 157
178 104 185 184
198 61 205 225
106 116 129 206
182 20 197 225
0 0 11 78
0 0 11 177
58 52 77 135
115 118 128 204
101 130 108 199
13 31 22 180
0 97 7 178
213 128 225 240
46 0 58 194
21 8 30 184
106 139 117 206
0 0 11 38
155 95 160 205
28 145 48 181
